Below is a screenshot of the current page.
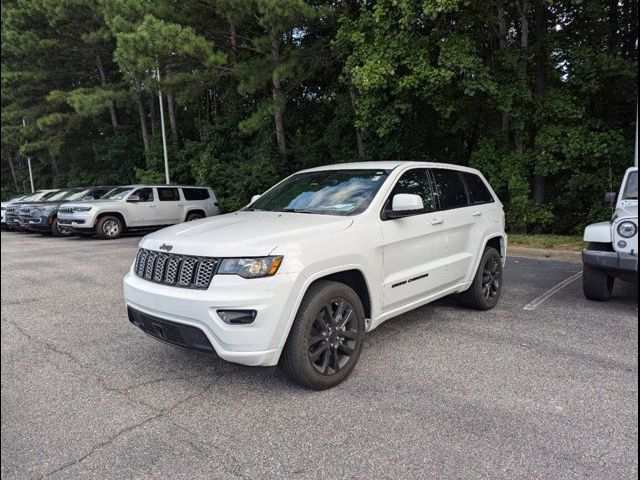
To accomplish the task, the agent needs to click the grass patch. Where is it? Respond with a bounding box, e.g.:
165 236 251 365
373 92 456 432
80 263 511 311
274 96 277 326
508 234 585 252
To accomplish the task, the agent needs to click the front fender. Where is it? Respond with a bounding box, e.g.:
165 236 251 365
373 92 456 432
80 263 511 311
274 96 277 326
583 221 612 243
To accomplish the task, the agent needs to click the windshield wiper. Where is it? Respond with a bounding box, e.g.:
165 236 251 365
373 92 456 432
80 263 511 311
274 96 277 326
278 208 318 214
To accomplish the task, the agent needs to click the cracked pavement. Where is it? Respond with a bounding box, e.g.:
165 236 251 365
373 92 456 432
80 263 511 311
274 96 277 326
1 231 638 479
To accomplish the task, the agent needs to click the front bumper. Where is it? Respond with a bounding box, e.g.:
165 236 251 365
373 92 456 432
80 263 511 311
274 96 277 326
58 211 94 229
582 249 638 274
19 214 52 231
123 270 302 366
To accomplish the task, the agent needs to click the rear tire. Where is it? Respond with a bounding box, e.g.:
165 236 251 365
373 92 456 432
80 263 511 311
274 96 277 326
96 215 123 240
186 212 204 222
460 247 503 310
583 265 614 301
280 281 365 390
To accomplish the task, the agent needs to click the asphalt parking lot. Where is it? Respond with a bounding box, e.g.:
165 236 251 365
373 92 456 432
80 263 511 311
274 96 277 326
1 231 637 480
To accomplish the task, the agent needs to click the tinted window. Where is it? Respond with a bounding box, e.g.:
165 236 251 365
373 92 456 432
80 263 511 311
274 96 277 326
182 188 210 201
384 169 437 213
431 169 469 210
133 188 154 202
103 187 134 200
158 188 180 201
462 172 494 205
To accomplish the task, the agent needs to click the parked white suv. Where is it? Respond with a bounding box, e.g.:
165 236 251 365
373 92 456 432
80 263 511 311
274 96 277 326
58 185 218 239
582 167 638 300
124 162 506 389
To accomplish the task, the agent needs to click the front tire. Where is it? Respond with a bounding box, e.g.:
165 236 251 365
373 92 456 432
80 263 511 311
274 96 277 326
51 217 72 237
460 247 503 310
96 215 123 240
583 265 614 301
280 281 365 390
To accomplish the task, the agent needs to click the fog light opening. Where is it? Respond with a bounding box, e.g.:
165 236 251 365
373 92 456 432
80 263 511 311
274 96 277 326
617 240 627 249
217 309 257 325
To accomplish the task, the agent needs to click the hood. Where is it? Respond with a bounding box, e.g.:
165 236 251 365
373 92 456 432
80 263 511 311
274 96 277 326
140 211 354 257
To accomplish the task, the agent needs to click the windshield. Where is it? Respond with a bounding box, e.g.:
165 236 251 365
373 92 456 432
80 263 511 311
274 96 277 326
63 189 92 201
102 187 134 200
46 190 76 201
248 169 390 216
623 171 638 199
25 191 59 202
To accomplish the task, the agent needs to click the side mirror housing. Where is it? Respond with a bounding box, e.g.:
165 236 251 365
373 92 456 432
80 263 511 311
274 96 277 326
386 194 424 219
604 191 617 206
250 194 261 204
127 194 141 202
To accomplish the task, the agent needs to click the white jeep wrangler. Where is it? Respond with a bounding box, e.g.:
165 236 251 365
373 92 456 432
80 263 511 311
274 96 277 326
583 167 638 300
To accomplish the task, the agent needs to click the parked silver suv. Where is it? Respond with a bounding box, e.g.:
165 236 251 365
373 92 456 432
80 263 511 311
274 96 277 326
58 185 219 239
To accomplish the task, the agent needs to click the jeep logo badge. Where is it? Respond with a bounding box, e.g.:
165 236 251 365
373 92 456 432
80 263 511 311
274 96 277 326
159 243 173 252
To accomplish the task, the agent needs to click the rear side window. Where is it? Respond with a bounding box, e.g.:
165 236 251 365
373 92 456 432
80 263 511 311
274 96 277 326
384 168 437 213
462 172 494 205
182 188 210 201
431 169 469 210
158 188 180 201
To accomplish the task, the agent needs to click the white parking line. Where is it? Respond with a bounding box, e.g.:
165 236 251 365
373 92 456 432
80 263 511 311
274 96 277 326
523 271 583 311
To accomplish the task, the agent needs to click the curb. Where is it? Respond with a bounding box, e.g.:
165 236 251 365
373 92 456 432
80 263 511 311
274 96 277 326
508 246 582 264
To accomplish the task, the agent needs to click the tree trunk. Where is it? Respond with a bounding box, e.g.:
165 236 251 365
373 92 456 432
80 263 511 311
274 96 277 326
497 1 510 141
149 96 156 137
50 157 59 177
514 0 529 158
271 37 287 156
532 0 548 205
95 54 119 130
229 19 238 63
8 155 19 191
134 79 150 152
164 66 180 148
348 85 365 157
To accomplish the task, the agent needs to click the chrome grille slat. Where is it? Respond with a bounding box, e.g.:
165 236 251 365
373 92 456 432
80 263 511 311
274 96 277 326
133 248 217 289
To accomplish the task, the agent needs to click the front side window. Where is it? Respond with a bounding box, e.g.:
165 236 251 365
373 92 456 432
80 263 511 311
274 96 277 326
63 189 93 201
132 188 154 202
46 190 75 201
158 188 180 201
431 169 469 210
248 169 390 216
103 187 134 200
462 172 494 205
383 168 437 213
623 171 638 199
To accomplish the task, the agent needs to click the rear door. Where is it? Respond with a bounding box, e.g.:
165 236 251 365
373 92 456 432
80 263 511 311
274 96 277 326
126 188 158 226
156 187 183 224
380 168 449 311
430 168 478 286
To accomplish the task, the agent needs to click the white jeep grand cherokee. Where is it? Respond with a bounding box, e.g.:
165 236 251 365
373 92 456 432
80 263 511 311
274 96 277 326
124 162 506 389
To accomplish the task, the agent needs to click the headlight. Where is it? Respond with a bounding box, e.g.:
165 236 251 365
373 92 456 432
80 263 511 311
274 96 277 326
73 206 92 212
617 221 637 238
218 257 283 278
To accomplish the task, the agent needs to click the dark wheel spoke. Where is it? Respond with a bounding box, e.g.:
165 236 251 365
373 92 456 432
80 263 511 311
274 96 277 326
333 300 347 324
319 349 331 374
341 329 357 340
331 348 341 373
309 335 326 347
337 343 354 356
310 343 329 361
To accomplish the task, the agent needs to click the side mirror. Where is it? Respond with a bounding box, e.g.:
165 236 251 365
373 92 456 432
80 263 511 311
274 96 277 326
250 194 261 204
604 191 617 206
386 194 424 219
82 196 94 201
127 194 141 202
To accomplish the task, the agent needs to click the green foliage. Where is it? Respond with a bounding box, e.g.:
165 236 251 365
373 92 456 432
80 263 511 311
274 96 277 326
1 0 637 234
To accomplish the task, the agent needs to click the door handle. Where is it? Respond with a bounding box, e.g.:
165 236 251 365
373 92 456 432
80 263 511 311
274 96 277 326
472 211 483 217
430 218 445 225
177 204 185 207
147 205 156 208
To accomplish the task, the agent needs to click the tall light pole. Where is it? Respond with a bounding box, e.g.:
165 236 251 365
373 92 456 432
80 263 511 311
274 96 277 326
22 119 35 193
157 67 171 185
634 102 638 167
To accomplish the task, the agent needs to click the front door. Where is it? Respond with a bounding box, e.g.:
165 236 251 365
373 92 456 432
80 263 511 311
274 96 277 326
126 188 158 226
380 168 449 311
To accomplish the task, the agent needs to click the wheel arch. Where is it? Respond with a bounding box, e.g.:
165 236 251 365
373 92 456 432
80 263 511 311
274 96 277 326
185 209 206 221
95 211 127 228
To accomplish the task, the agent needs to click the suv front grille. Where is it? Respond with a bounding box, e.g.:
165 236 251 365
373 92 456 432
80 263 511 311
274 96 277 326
134 248 219 290
59 207 73 214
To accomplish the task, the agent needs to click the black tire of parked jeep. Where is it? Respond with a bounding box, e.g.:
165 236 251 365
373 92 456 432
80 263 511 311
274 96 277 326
51 217 72 237
460 247 503 310
280 280 366 390
96 215 123 240
582 264 614 301
186 212 204 222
